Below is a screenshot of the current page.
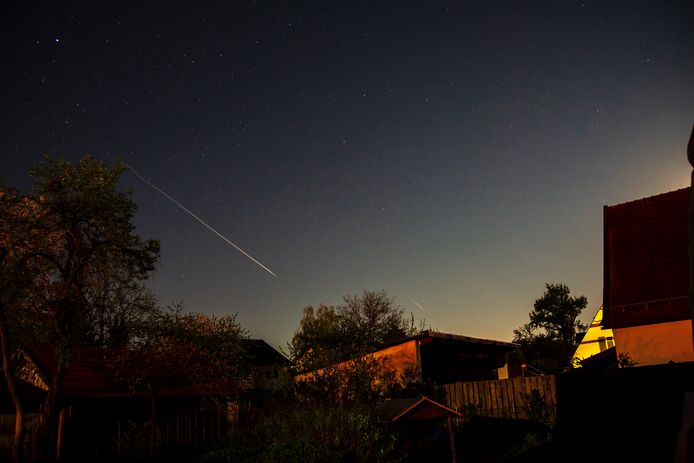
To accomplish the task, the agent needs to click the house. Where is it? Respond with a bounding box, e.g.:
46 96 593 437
571 306 615 367
243 339 290 393
602 187 694 365
295 330 522 384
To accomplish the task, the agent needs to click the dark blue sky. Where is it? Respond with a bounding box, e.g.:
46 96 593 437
2 1 693 349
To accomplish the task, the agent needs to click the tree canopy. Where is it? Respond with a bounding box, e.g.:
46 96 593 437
513 283 587 371
117 303 248 394
1 156 257 462
0 156 161 462
288 290 419 372
4 156 161 349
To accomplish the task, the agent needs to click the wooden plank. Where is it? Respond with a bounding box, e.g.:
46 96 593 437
512 378 520 418
499 379 509 419
549 375 557 423
470 382 478 414
515 377 527 419
508 377 517 419
490 380 498 418
476 381 484 415
509 378 518 419
480 381 493 416
527 376 538 421
453 383 460 409
463 383 475 407
475 381 484 416
497 380 504 418
456 382 463 411
485 380 493 417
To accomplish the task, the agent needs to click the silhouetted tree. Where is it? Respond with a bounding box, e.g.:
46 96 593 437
288 290 419 372
287 304 342 372
0 181 47 463
113 304 248 460
339 290 417 353
0 156 160 462
514 283 587 371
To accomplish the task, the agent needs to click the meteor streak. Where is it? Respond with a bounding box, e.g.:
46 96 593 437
407 293 426 312
122 161 278 278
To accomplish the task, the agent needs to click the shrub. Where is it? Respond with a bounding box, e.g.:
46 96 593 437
199 406 404 463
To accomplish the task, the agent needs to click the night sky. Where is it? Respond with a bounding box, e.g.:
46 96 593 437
2 1 693 350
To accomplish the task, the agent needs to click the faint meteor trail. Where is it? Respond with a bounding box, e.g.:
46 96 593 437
407 294 426 312
121 160 278 278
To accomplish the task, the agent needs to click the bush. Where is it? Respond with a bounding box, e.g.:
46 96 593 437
199 406 404 463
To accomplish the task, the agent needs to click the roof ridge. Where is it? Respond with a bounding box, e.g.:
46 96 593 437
605 186 689 209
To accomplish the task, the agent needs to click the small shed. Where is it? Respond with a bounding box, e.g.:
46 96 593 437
378 396 463 423
378 397 463 463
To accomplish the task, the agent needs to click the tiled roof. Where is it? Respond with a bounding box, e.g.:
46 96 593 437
23 344 240 398
603 187 690 327
24 344 120 397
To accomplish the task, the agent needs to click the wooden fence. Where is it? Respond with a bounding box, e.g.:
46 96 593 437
443 375 557 424
156 406 231 449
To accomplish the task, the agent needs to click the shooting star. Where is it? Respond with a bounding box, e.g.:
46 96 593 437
407 293 426 312
121 160 278 278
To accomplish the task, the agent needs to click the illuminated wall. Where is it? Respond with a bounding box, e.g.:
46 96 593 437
369 339 420 377
571 306 615 367
613 320 694 366
294 339 420 383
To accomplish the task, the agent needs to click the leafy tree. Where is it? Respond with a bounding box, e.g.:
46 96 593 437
0 156 160 462
113 304 248 460
0 181 47 462
287 304 342 373
119 304 248 393
83 277 160 349
288 290 419 373
514 283 587 371
293 355 400 409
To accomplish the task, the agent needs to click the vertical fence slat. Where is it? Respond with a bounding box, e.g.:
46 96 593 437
490 380 498 417
499 379 509 418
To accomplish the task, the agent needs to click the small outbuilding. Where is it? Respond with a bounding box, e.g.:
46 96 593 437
378 396 463 463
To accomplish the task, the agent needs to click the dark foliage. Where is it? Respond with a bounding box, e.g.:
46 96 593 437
1 156 160 462
288 290 420 373
513 283 587 371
